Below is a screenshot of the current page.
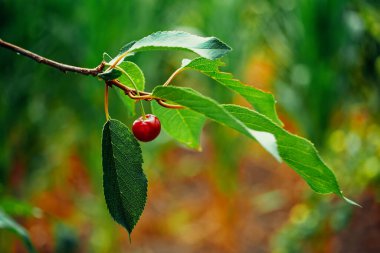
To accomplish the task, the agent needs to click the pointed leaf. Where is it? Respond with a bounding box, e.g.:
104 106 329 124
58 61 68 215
119 41 136 55
223 104 342 196
153 86 281 161
110 31 231 65
182 57 283 126
151 101 206 150
152 86 356 202
102 119 147 235
103 52 113 62
0 210 37 253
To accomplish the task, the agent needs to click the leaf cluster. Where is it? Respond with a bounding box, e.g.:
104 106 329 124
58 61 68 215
98 31 358 237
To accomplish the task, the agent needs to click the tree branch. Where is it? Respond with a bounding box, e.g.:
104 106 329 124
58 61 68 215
0 38 104 76
0 38 183 110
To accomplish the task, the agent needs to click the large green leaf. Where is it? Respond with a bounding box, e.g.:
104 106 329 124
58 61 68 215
102 119 147 236
151 101 206 150
181 58 283 126
153 86 281 161
0 210 37 253
109 31 231 65
222 104 342 196
152 86 357 202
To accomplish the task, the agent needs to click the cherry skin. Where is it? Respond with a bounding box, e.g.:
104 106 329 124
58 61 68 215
132 114 161 142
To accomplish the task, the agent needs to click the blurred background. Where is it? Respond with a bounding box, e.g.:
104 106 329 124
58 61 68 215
1 0 380 252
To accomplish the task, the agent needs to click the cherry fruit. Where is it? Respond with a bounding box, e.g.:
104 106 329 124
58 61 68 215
132 114 161 142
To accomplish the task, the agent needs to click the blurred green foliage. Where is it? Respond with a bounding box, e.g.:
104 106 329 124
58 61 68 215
0 0 379 252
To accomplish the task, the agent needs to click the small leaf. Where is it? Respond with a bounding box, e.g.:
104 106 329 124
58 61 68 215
102 119 147 236
153 86 281 161
117 61 145 91
182 57 283 126
0 210 37 253
101 61 144 116
110 31 231 65
151 101 206 150
114 61 145 116
98 68 122 81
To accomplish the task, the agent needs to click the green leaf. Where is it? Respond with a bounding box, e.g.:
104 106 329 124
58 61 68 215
152 86 357 202
0 210 37 253
101 61 145 117
119 41 136 55
98 68 122 81
153 86 281 161
113 88 136 117
117 61 145 91
114 61 145 116
102 119 147 236
182 57 283 126
103 52 113 62
151 101 206 150
223 104 343 196
110 31 231 65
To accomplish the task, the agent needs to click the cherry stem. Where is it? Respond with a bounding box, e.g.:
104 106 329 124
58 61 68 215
105 83 110 121
163 67 184 87
109 50 130 69
107 80 185 109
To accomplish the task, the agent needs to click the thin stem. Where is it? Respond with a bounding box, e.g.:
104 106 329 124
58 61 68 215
0 38 105 75
110 51 130 69
105 84 110 121
157 99 184 109
107 80 134 94
127 93 153 100
107 80 184 109
163 67 184 86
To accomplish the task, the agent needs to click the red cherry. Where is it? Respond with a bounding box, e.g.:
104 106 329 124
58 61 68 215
132 114 161 142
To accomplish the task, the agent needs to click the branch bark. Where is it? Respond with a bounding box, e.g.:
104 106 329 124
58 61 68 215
0 38 183 109
0 38 104 76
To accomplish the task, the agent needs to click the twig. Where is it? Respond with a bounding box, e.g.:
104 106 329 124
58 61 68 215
107 80 184 109
157 99 184 109
0 38 104 76
0 38 184 110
